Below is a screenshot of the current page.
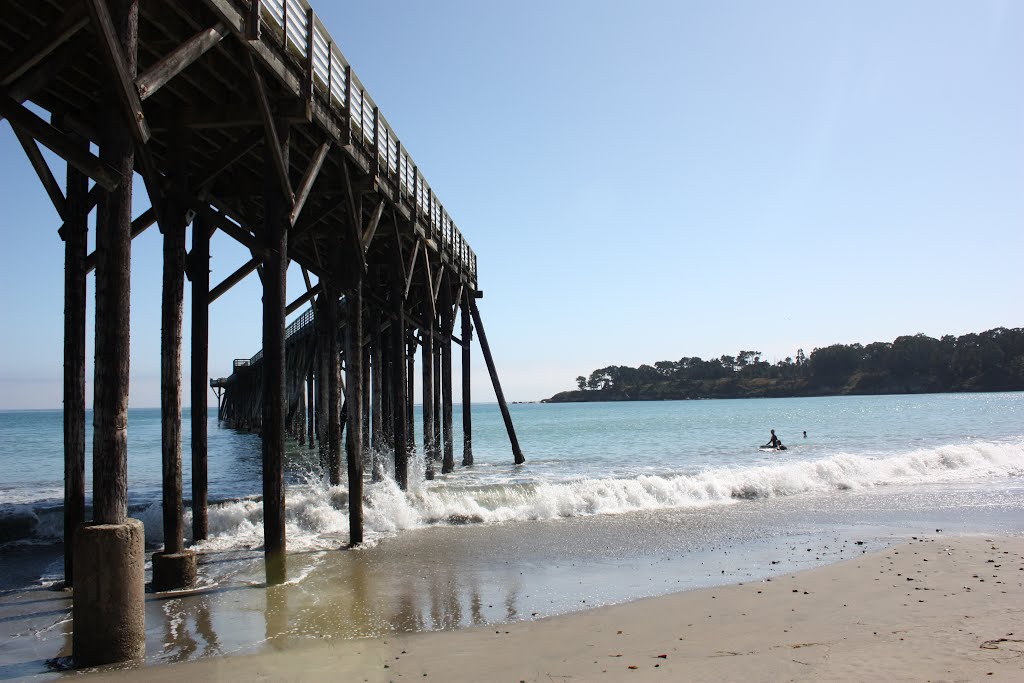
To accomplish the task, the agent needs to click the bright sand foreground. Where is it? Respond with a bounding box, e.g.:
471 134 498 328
81 535 1023 682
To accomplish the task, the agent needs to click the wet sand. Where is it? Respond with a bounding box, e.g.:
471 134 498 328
75 535 1023 682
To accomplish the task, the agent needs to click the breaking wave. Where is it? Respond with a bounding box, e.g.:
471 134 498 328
3 439 1022 553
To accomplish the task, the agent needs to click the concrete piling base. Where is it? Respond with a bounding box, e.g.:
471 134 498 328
72 519 146 667
152 549 197 592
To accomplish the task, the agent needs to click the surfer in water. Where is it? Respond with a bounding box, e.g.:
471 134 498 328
765 429 785 450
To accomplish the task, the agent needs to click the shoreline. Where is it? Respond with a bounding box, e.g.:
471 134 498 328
79 534 1024 682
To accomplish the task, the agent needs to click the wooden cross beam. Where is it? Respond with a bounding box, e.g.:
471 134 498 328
289 141 331 227
291 194 344 242
84 0 151 145
85 207 156 274
0 38 85 124
135 22 229 101
447 284 464 337
432 259 444 309
148 102 311 132
196 129 262 190
287 284 322 315
209 258 259 303
135 144 172 236
0 88 120 191
340 161 367 269
11 124 66 220
58 185 102 241
403 241 421 300
361 200 385 252
246 51 292 203
422 252 437 320
0 3 88 87
391 218 407 295
193 204 266 258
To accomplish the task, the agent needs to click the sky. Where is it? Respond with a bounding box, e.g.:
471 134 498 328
1 0 1022 409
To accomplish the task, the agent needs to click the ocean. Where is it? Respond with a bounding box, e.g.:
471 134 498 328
1 393 1022 675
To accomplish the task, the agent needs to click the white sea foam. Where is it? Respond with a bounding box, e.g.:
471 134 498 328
3 439 1019 553
169 438 1023 554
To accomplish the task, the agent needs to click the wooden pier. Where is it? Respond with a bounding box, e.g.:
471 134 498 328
0 0 521 666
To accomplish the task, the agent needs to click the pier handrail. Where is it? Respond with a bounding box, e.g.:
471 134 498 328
251 0 478 281
233 303 321 369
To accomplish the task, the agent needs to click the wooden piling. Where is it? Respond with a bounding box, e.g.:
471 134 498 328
190 213 210 541
370 309 383 480
391 279 409 489
361 330 371 463
295 368 306 445
461 289 473 467
324 282 342 486
92 23 135 525
261 119 289 585
316 304 329 470
306 364 315 449
432 326 441 467
345 282 364 545
159 138 186 558
75 0 145 665
469 297 524 464
406 336 416 446
440 286 454 474
63 141 88 585
421 310 436 479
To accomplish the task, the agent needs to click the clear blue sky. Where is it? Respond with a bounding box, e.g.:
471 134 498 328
1 0 1022 409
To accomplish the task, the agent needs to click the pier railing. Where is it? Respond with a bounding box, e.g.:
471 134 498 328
233 304 317 369
253 0 478 281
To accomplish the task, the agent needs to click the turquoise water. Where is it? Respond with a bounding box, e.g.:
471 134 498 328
1 393 1023 675
1 393 1023 569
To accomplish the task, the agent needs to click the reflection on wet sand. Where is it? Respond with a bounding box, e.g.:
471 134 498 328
264 585 288 649
277 544 525 639
159 595 222 662
10 492 1001 678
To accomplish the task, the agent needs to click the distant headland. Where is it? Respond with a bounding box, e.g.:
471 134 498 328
543 327 1024 402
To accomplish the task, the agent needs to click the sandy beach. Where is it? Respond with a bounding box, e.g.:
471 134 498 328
74 535 1022 682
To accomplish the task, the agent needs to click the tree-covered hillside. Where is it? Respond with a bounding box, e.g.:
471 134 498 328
544 328 1024 402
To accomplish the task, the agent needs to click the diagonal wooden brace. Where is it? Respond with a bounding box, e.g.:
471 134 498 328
246 51 293 203
85 0 151 145
0 89 120 191
136 22 228 101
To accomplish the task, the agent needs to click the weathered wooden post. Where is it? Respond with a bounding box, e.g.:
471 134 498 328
153 133 196 591
361 328 371 461
324 281 342 485
306 364 315 448
431 301 442 465
391 276 409 489
345 282 364 544
406 335 416 444
461 289 473 466
295 364 306 445
421 303 436 479
469 296 524 464
62 142 88 588
261 117 289 586
370 309 384 480
440 283 454 474
316 302 329 469
190 214 210 542
74 0 145 665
